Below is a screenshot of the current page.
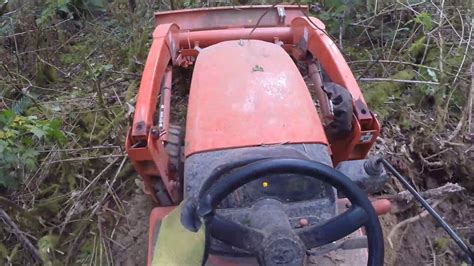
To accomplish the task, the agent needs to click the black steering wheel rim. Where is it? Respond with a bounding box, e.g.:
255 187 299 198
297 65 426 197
189 158 384 266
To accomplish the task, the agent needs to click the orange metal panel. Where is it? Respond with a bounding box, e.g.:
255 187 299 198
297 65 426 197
155 5 307 31
131 23 179 141
185 40 328 157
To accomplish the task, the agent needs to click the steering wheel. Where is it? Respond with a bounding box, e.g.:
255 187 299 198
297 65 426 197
183 158 384 266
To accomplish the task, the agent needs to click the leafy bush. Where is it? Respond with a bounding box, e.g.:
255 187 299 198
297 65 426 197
0 109 65 188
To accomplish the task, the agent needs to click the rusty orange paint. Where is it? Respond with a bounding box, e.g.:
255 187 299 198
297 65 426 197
185 40 328 156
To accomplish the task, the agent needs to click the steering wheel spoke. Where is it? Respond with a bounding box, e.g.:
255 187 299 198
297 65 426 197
296 206 368 249
210 215 265 253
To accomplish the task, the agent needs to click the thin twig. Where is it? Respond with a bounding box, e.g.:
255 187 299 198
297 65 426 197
380 183 464 203
349 60 440 71
387 197 446 248
451 23 472 86
0 209 41 261
427 237 437 266
1 63 43 110
359 78 439 85
468 63 474 138
38 145 121 153
46 154 125 164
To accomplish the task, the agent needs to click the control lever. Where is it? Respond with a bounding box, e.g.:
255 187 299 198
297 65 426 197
378 158 474 263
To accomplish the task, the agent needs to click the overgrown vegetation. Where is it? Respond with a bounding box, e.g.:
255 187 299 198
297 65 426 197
0 0 472 265
0 108 65 188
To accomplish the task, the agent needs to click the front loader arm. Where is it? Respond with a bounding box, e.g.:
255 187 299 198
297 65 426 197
126 23 181 204
131 24 179 141
291 17 381 164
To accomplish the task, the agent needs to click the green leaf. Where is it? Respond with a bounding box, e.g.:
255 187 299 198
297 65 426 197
27 125 46 139
22 148 39 159
1 150 17 164
101 64 113 71
325 0 344 9
414 12 433 30
335 4 347 13
23 158 37 171
0 140 8 153
0 110 15 127
427 69 438 82
12 97 32 115
44 120 66 143
86 0 107 12
320 12 332 21
0 169 17 188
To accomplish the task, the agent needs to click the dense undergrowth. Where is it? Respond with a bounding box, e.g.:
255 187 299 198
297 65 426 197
0 0 472 265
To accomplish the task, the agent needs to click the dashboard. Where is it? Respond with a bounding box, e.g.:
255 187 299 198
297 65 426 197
219 174 332 208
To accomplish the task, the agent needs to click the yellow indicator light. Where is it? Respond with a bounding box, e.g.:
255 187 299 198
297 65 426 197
262 181 269 188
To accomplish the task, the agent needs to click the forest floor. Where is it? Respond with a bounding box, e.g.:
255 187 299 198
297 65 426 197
0 0 472 265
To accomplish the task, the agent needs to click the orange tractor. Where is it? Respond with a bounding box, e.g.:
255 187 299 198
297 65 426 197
125 5 473 266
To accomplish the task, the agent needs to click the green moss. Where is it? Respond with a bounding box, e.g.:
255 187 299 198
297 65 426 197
90 109 126 142
29 197 63 218
79 112 108 132
434 237 449 253
38 234 60 265
36 62 57 86
362 69 416 118
60 42 91 66
345 47 370 61
423 48 439 66
61 164 76 192
407 36 426 61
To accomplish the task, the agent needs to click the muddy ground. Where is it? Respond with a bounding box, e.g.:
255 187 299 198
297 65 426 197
111 171 474 266
112 189 153 266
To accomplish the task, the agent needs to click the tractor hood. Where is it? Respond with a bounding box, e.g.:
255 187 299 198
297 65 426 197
185 40 328 157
